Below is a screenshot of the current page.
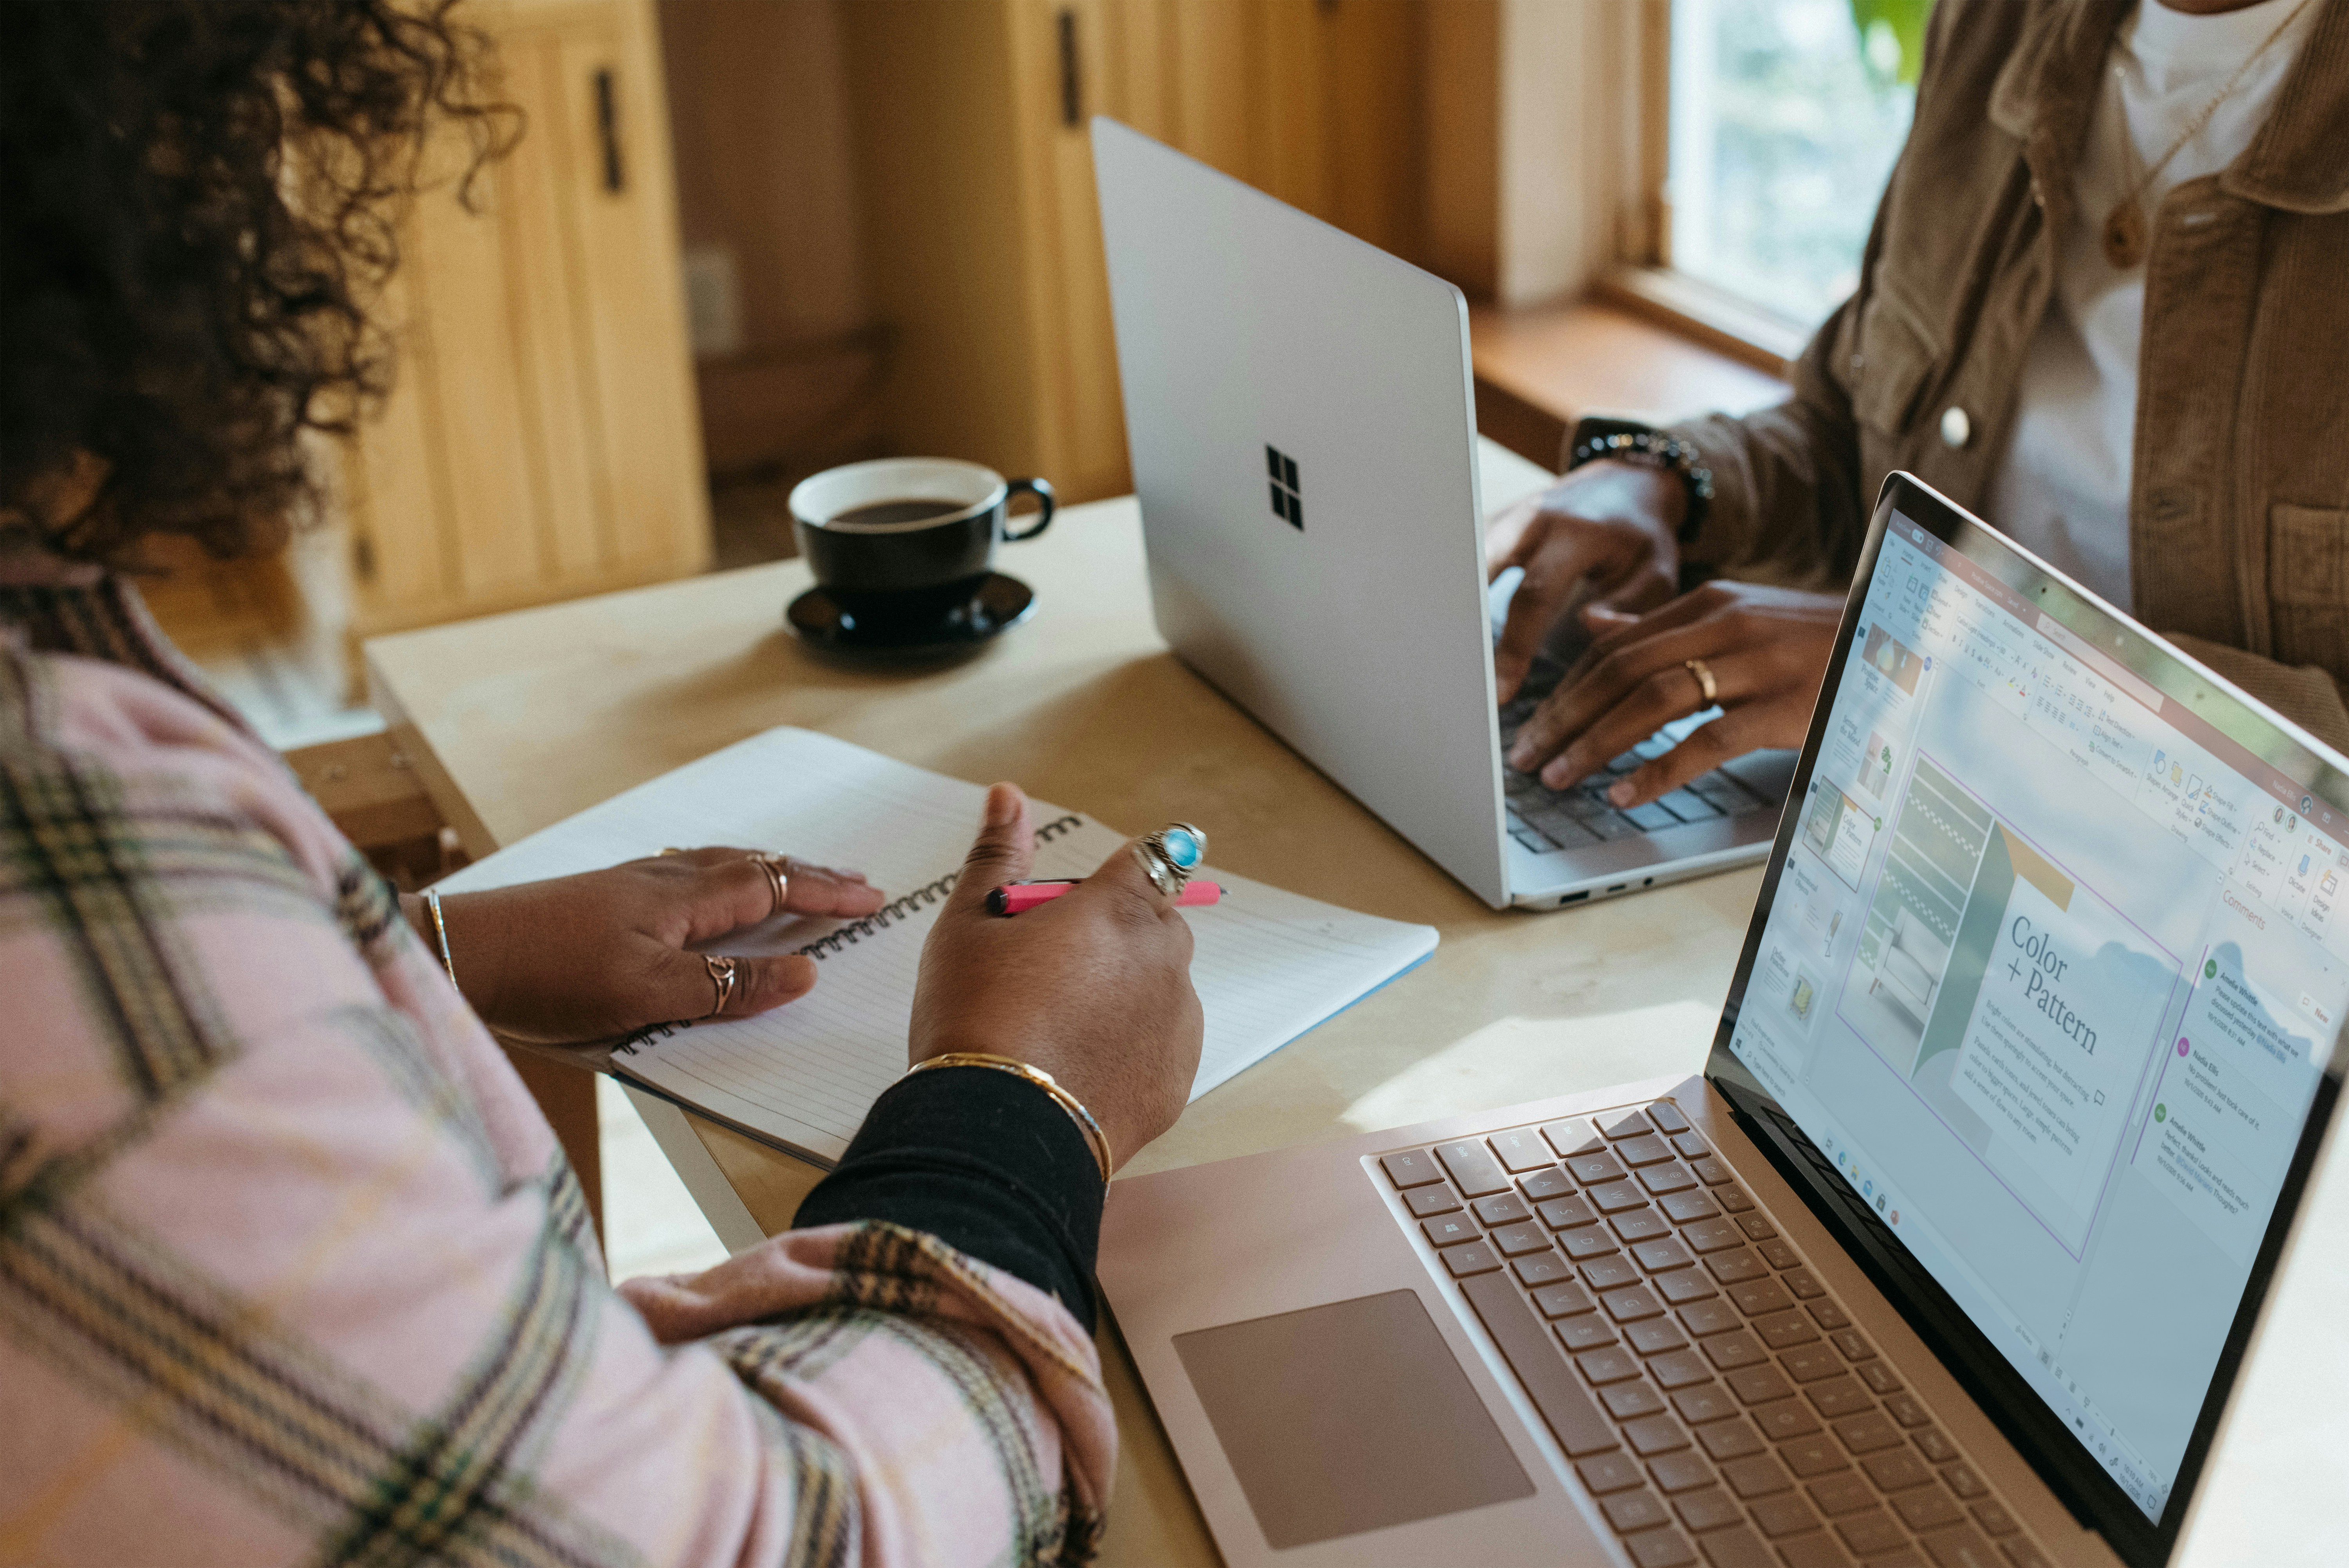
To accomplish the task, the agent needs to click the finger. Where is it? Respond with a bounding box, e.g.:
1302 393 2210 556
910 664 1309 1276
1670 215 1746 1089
647 945 819 1025
944 783 1034 915
1509 610 1739 778
723 953 820 1016
1483 496 1541 580
769 857 888 918
638 845 870 886
1609 702 1783 808
1064 832 1187 927
1494 527 1613 703
1535 667 1711 791
1586 563 1676 618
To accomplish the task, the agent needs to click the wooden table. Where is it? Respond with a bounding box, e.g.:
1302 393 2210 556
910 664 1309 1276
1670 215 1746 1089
368 439 2343 1568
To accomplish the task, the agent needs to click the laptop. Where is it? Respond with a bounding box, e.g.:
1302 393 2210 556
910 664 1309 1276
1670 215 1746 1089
1099 466 2347 1568
1091 118 1791 913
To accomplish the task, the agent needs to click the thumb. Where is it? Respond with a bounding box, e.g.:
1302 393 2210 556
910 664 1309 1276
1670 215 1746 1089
1581 601 1641 635
946 783 1033 914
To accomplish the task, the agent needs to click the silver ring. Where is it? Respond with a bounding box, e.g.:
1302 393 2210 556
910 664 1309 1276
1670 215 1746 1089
1137 822 1208 892
754 854 788 918
1131 843 1179 897
703 954 738 1019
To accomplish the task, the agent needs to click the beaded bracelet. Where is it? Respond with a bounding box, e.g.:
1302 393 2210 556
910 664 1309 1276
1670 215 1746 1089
901 1052 1113 1182
1566 417 1715 545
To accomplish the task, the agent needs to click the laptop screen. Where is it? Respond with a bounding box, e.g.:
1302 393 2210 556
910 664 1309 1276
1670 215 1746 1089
1708 476 2344 1561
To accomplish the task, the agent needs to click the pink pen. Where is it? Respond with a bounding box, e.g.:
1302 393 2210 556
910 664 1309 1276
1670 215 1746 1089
987 879 1223 915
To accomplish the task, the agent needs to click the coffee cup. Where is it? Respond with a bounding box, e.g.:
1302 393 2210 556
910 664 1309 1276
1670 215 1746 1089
789 457 1055 625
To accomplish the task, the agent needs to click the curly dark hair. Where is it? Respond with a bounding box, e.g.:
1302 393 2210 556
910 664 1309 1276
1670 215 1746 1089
0 0 516 563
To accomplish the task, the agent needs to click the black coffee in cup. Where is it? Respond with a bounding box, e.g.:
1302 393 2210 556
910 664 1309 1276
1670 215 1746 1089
790 458 1055 626
828 498 969 529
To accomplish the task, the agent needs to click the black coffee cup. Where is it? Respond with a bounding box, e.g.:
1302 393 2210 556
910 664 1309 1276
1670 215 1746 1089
790 458 1055 624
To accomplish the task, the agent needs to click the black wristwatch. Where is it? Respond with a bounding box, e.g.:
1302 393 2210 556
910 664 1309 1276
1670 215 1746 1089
1566 415 1714 545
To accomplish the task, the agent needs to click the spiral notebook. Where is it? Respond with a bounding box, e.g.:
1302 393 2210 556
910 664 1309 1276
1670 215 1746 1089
434 727 1438 1165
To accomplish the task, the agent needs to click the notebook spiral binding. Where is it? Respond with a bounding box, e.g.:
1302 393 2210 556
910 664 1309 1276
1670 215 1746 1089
793 812 1085 958
613 814 1086 1057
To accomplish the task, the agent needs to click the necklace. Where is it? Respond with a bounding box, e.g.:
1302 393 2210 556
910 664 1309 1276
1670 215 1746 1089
2099 0 2316 270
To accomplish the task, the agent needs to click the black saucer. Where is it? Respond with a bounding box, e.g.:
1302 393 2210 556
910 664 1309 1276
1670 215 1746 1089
786 572 1036 657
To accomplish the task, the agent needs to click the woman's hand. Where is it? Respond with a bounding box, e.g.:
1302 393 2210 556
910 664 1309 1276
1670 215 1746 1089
1506 581 1846 807
1487 459 1688 704
411 850 888 1044
910 784 1204 1172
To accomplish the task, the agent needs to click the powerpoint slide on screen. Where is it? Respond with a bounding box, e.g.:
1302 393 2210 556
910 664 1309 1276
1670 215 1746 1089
1838 752 2178 1252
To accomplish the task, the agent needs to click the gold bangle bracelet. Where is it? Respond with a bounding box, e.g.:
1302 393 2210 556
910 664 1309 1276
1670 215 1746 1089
424 886 460 996
902 1052 1113 1182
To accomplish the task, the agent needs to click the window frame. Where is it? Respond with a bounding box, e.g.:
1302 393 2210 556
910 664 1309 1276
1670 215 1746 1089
1583 0 1888 378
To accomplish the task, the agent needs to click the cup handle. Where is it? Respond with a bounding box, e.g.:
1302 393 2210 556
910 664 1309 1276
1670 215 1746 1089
1001 477 1055 542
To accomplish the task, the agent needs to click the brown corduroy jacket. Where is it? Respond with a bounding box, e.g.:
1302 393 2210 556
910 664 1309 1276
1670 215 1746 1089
1669 0 2349 746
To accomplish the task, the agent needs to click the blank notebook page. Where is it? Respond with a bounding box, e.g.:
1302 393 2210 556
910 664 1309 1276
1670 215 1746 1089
435 727 1438 1165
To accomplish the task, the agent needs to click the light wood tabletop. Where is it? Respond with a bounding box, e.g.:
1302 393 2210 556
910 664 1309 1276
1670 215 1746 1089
368 438 2342 1568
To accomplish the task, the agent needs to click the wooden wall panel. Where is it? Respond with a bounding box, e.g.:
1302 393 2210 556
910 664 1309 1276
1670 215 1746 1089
659 0 869 345
343 0 710 640
494 30 606 581
549 15 708 573
841 0 1432 505
1423 0 1499 296
841 2 1046 481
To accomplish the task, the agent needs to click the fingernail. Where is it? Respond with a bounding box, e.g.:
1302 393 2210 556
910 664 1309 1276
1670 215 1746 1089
1609 781 1634 806
985 783 1019 826
1507 743 1531 770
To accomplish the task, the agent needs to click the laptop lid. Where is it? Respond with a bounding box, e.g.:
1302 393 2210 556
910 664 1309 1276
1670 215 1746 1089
1704 472 2345 1568
1091 117 1513 908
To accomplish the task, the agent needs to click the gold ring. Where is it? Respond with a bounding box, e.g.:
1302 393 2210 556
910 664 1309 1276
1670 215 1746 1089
1684 657 1718 706
658 847 685 857
754 854 788 918
703 954 738 1019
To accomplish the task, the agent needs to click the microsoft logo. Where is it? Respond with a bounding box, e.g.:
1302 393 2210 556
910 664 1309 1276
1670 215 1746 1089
1266 444 1303 530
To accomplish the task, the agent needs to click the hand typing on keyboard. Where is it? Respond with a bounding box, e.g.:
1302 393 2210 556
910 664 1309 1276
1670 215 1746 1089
1498 673 1773 853
1501 581 1843 808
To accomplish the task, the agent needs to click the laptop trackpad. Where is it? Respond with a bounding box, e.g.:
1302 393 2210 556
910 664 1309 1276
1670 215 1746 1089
1173 1290 1534 1549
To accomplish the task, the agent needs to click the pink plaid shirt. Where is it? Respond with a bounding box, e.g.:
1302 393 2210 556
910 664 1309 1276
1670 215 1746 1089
0 577 1113 1566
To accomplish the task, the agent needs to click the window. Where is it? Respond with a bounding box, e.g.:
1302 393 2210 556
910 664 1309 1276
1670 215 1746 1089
1658 0 1923 335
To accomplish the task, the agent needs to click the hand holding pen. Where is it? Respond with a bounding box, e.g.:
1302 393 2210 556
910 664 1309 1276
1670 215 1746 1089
908 786 1206 1173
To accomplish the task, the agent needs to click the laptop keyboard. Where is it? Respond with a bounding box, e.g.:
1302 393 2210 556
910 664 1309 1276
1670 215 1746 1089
1498 668 1774 855
1378 1102 2050 1568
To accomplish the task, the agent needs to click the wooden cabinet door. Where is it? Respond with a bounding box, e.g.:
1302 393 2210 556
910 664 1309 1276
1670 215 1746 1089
344 0 707 639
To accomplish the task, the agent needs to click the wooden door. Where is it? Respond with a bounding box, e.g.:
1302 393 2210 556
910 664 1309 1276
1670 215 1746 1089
344 0 708 640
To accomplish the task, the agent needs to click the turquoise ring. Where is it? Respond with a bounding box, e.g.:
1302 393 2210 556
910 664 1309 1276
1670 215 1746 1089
1137 823 1208 895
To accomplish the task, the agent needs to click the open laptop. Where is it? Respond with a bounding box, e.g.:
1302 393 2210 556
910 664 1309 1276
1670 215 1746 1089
1092 119 1790 913
1099 467 2347 1568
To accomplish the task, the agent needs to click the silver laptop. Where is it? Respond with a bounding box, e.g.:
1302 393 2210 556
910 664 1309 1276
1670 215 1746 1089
1092 118 1790 911
1099 468 2347 1568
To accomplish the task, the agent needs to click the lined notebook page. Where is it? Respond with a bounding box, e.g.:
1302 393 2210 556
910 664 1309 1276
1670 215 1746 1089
436 728 1437 1165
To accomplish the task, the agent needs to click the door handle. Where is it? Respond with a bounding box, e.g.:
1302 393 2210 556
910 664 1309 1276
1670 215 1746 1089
1057 10 1080 128
594 67 624 192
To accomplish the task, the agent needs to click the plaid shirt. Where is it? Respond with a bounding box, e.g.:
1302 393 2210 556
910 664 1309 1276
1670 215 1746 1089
0 576 1112 1566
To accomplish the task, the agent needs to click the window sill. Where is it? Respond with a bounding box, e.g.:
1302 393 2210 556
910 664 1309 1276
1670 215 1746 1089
1467 296 1791 472
1594 268 1812 377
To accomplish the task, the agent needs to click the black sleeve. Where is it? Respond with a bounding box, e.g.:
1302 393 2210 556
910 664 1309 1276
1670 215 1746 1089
793 1065 1106 1332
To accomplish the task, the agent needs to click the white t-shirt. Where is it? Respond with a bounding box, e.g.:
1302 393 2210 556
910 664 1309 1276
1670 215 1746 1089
1986 0 2317 612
